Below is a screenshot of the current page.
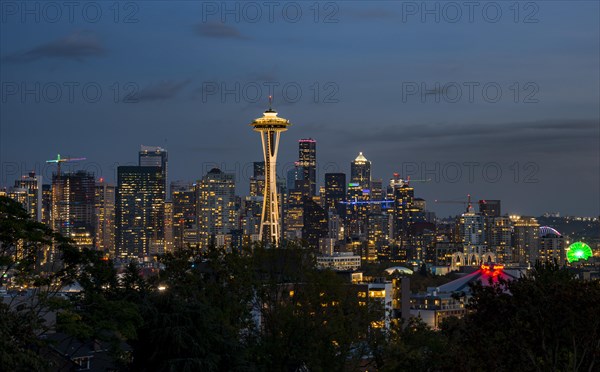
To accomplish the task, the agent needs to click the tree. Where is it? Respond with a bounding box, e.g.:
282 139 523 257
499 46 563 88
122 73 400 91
442 262 600 371
0 196 143 370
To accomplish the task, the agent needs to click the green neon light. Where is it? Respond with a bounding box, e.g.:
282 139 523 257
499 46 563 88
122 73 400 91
566 242 593 263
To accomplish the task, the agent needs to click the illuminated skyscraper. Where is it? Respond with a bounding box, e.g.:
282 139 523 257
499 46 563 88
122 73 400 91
459 206 486 264
284 189 304 240
390 177 421 243
12 171 42 222
489 216 512 262
351 152 371 189
95 180 115 256
324 173 346 217
538 228 565 265
41 184 52 225
52 170 96 249
116 166 165 257
139 145 168 193
250 161 266 197
298 138 316 196
511 216 540 264
346 183 370 239
250 102 291 245
171 182 197 251
197 168 237 247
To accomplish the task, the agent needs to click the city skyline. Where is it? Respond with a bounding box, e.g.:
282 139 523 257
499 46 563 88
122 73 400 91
1 2 599 218
2 2 599 370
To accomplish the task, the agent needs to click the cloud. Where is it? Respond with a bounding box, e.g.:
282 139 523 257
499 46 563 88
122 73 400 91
131 79 192 102
194 22 249 40
4 30 105 63
340 119 599 153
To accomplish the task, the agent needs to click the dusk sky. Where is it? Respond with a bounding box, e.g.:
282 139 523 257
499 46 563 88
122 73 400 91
1 1 599 217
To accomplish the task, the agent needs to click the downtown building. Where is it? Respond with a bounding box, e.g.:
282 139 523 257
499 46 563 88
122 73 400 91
116 166 165 257
324 172 346 218
95 179 115 256
170 181 198 251
197 168 237 248
457 206 488 266
511 215 540 265
9 171 43 222
52 170 96 249
538 226 565 265
297 138 317 197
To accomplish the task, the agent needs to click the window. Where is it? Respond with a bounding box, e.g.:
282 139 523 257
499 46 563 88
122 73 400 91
73 356 91 370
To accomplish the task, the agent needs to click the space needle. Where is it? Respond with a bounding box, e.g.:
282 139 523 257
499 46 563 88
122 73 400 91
250 97 291 245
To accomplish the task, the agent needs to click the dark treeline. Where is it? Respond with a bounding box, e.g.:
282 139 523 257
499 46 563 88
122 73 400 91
1 196 599 371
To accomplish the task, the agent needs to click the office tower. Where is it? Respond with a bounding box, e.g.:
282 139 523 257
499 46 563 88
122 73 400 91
298 138 317 196
538 227 565 265
197 168 236 247
346 183 370 239
250 161 266 197
139 145 168 193
241 196 262 238
253 161 265 177
171 182 197 251
479 199 501 253
12 171 42 222
139 145 167 173
52 171 96 249
368 213 388 261
350 152 371 189
459 205 486 264
406 221 436 263
302 198 328 249
488 216 512 262
327 210 344 241
511 216 540 264
116 166 165 257
95 180 115 255
390 177 421 244
286 165 304 191
284 189 304 240
41 184 52 225
370 179 383 214
164 201 174 254
479 200 501 217
324 173 346 217
250 103 291 245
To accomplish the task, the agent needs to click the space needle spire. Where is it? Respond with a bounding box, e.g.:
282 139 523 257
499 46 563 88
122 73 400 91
250 97 291 246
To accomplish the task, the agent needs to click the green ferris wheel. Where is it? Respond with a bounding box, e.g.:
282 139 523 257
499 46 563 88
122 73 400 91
566 242 593 263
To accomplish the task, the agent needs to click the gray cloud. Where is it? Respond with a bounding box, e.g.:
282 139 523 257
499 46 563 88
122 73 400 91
194 22 249 40
132 79 192 102
4 30 105 63
341 119 599 151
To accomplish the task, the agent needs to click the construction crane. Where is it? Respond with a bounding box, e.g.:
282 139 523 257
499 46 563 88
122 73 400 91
434 194 474 213
46 154 86 178
390 173 431 188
